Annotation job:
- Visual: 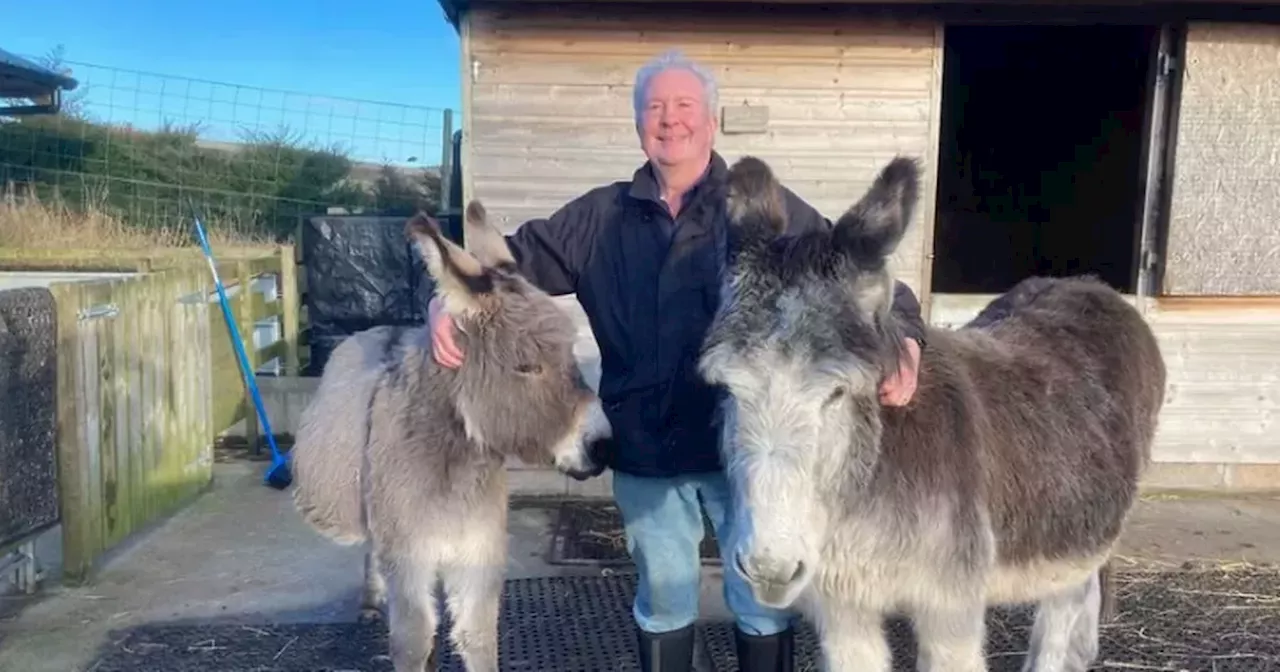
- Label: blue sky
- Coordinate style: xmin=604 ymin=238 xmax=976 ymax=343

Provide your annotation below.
xmin=2 ymin=0 xmax=461 ymax=166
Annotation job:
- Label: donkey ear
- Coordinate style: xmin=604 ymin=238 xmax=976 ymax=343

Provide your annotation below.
xmin=831 ymin=156 xmax=920 ymax=269
xmin=462 ymin=200 xmax=516 ymax=268
xmin=725 ymin=156 xmax=787 ymax=256
xmin=406 ymin=211 xmax=493 ymax=315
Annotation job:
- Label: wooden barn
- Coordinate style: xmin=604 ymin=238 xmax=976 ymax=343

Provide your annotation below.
xmin=433 ymin=0 xmax=1280 ymax=491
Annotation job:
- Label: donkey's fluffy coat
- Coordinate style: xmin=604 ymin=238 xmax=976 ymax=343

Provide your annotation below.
xmin=290 ymin=204 xmax=610 ymax=672
xmin=698 ymin=156 xmax=1166 ymax=672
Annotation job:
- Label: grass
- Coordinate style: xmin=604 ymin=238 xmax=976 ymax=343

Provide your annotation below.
xmin=0 ymin=183 xmax=268 ymax=249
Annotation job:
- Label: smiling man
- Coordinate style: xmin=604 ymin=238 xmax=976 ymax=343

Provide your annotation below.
xmin=426 ymin=50 xmax=927 ymax=672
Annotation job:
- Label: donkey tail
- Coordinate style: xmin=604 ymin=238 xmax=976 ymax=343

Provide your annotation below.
xmin=290 ymin=327 xmax=398 ymax=545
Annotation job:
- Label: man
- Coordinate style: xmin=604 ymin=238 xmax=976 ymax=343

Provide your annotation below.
xmin=427 ymin=50 xmax=926 ymax=672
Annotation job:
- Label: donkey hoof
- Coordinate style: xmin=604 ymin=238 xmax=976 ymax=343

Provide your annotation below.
xmin=358 ymin=606 xmax=384 ymax=624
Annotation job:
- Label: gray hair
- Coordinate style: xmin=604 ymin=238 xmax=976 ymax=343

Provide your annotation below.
xmin=632 ymin=49 xmax=720 ymax=124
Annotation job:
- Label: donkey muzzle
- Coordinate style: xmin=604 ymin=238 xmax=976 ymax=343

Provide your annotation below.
xmin=563 ymin=437 xmax=612 ymax=481
xmin=734 ymin=548 xmax=813 ymax=609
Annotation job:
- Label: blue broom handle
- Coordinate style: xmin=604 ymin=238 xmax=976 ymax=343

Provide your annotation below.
xmin=192 ymin=214 xmax=282 ymax=455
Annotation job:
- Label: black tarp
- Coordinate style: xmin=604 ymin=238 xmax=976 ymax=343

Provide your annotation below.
xmin=299 ymin=215 xmax=440 ymax=375
xmin=0 ymin=287 xmax=60 ymax=549
xmin=300 ymin=139 xmax=465 ymax=376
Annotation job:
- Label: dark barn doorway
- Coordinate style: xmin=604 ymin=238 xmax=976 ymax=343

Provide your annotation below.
xmin=930 ymin=24 xmax=1160 ymax=295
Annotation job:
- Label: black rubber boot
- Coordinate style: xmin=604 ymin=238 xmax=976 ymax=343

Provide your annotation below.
xmin=637 ymin=624 xmax=696 ymax=672
xmin=734 ymin=626 xmax=795 ymax=672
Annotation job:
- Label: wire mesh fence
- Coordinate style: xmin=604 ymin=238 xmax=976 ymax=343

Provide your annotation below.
xmin=1 ymin=57 xmax=457 ymax=243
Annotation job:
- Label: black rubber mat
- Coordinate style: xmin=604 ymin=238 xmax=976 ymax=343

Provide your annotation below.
xmin=88 ymin=575 xmax=644 ymax=672
xmin=546 ymin=500 xmax=722 ymax=567
xmin=87 ymin=566 xmax=1280 ymax=671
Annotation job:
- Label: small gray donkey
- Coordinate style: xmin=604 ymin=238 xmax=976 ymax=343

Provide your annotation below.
xmin=290 ymin=202 xmax=611 ymax=672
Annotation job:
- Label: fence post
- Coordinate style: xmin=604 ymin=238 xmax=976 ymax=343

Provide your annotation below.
xmin=235 ymin=261 xmax=261 ymax=454
xmin=441 ymin=109 xmax=454 ymax=214
xmin=51 ymin=283 xmax=93 ymax=584
xmin=278 ymin=245 xmax=301 ymax=376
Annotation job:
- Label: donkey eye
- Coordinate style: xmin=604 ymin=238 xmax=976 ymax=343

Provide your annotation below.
xmin=823 ymin=387 xmax=846 ymax=407
xmin=515 ymin=363 xmax=543 ymax=375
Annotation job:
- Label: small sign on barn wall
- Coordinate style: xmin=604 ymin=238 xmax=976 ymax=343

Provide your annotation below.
xmin=721 ymin=104 xmax=769 ymax=134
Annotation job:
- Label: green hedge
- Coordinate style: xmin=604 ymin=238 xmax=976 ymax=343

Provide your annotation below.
xmin=0 ymin=116 xmax=440 ymax=240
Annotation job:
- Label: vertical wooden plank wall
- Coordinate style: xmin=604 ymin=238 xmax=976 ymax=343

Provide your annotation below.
xmin=47 ymin=250 xmax=297 ymax=582
xmin=50 ymin=268 xmax=212 ymax=581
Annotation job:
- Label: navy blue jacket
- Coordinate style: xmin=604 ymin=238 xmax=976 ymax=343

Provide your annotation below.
xmin=504 ymin=152 xmax=926 ymax=478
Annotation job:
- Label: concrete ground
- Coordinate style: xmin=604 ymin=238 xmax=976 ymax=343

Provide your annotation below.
xmin=2 ymin=463 xmax=1280 ymax=672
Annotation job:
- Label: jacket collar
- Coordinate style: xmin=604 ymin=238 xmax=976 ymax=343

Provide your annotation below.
xmin=626 ymin=151 xmax=729 ymax=208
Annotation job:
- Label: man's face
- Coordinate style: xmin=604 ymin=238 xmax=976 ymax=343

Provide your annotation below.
xmin=638 ymin=68 xmax=717 ymax=168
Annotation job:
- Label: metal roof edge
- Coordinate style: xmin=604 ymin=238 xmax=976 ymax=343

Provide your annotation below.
xmin=0 ymin=47 xmax=79 ymax=92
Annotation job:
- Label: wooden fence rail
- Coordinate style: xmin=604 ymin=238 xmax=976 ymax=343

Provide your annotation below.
xmin=2 ymin=244 xmax=297 ymax=582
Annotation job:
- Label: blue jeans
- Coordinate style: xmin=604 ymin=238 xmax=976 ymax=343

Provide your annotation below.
xmin=611 ymin=470 xmax=796 ymax=636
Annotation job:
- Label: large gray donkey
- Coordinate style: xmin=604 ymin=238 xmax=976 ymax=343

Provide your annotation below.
xmin=290 ymin=203 xmax=611 ymax=672
xmin=698 ymin=156 xmax=1166 ymax=672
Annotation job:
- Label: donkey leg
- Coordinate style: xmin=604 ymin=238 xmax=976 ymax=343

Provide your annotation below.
xmin=360 ymin=546 xmax=389 ymax=624
xmin=814 ymin=603 xmax=890 ymax=672
xmin=441 ymin=563 xmax=504 ymax=672
xmin=1022 ymin=571 xmax=1101 ymax=672
xmin=1064 ymin=570 xmax=1103 ymax=672
xmin=386 ymin=554 xmax=440 ymax=672
xmin=912 ymin=600 xmax=988 ymax=672
xmin=1098 ymin=560 xmax=1117 ymax=623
